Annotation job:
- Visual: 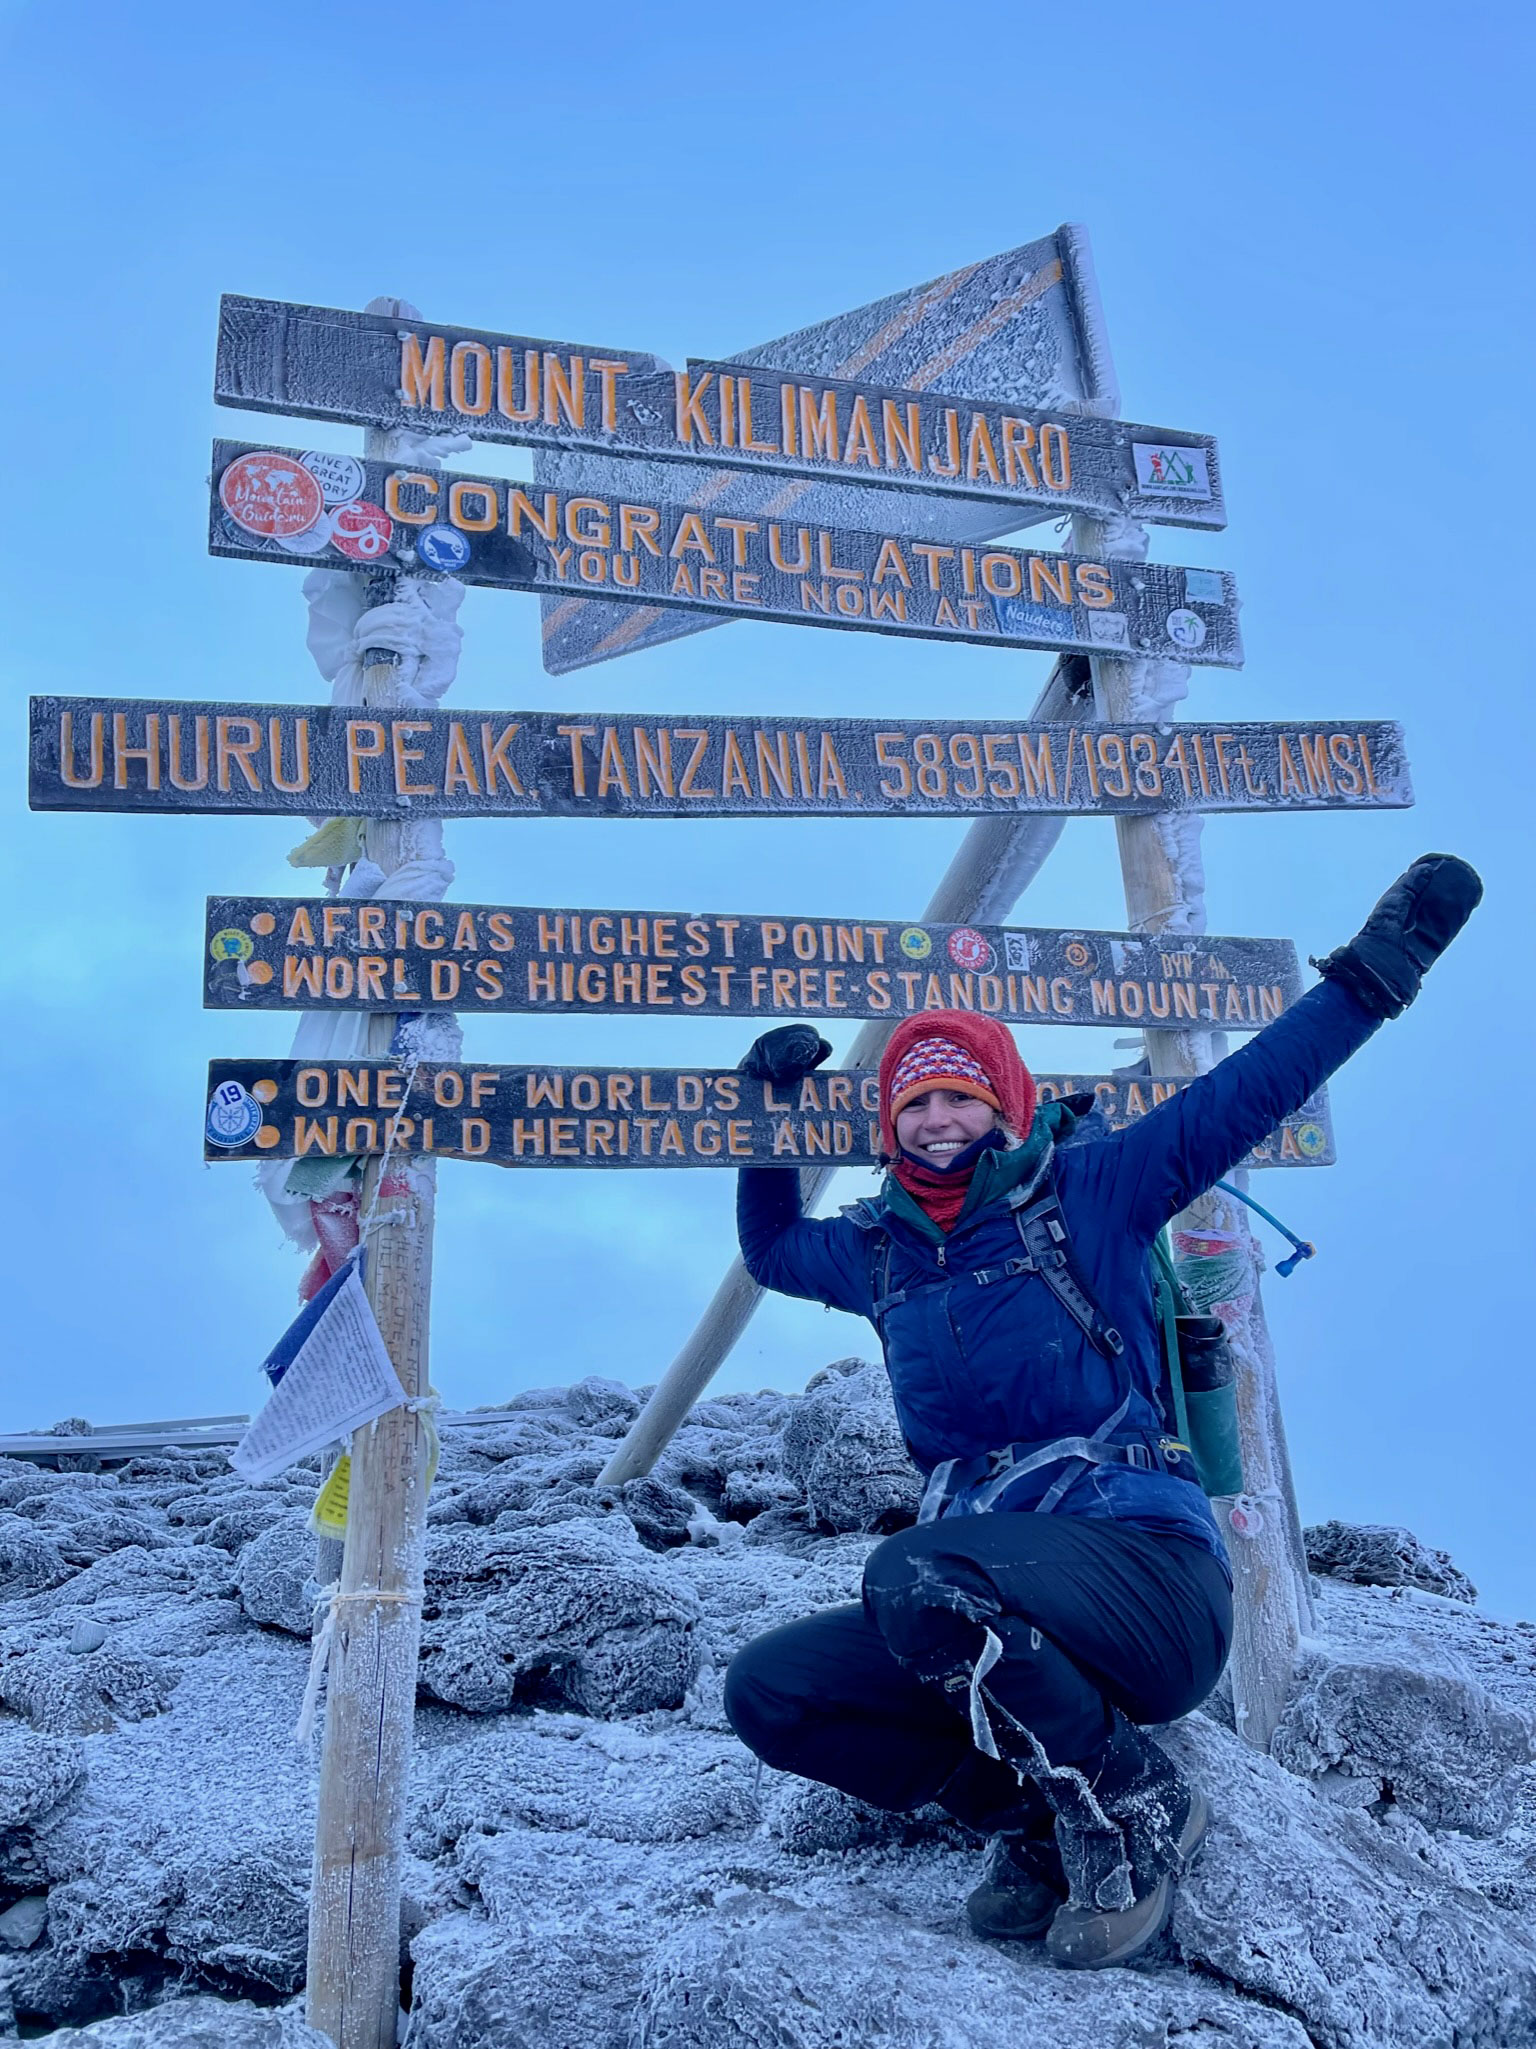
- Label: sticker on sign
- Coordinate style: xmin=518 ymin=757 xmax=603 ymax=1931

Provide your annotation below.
xmin=1133 ymin=445 xmax=1213 ymax=499
xmin=218 ymin=451 xmax=324 ymax=539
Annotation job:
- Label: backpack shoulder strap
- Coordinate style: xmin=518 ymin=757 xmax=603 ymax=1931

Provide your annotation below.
xmin=1005 ymin=1179 xmax=1125 ymax=1362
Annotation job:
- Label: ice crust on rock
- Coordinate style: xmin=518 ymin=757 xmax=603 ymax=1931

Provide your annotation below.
xmin=1273 ymin=1652 xmax=1533 ymax=1834
xmin=235 ymin=1518 xmax=321 ymax=1639
xmin=0 ymin=1646 xmax=175 ymax=1735
xmin=779 ymin=1358 xmax=922 ymax=1533
xmin=1 ymin=1373 xmax=1533 ymax=2044
xmin=27 ymin=1998 xmax=331 ymax=2046
xmin=1307 ymin=1518 xmax=1479 ymax=1602
xmin=419 ymin=1517 xmax=702 ymax=1717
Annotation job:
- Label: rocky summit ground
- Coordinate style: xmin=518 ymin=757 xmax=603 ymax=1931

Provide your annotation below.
xmin=1 ymin=1359 xmax=1534 ymax=2047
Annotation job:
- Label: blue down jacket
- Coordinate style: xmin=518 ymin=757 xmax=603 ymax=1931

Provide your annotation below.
xmin=738 ymin=979 xmax=1379 ymax=1562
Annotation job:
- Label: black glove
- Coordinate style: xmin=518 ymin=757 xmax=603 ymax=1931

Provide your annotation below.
xmin=1313 ymin=853 xmax=1483 ymax=1019
xmin=739 ymin=1024 xmax=833 ymax=1083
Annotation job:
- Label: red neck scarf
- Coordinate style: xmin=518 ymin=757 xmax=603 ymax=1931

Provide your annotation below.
xmin=892 ymin=1142 xmax=992 ymax=1232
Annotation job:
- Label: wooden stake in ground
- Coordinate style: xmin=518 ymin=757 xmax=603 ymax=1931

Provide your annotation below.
xmin=305 ymin=361 xmax=440 ymax=2049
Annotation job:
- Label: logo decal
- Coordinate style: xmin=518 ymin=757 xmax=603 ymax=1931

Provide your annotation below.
xmin=1165 ymin=608 xmax=1208 ymax=651
xmin=330 ymin=500 xmax=394 ymax=562
xmin=218 ymin=452 xmax=325 ymax=540
xmin=946 ymin=927 xmax=994 ymax=972
xmin=416 ymin=524 xmax=473 ymax=573
xmin=1133 ymin=445 xmax=1213 ymax=500
xmin=206 ymin=1080 xmax=262 ymax=1149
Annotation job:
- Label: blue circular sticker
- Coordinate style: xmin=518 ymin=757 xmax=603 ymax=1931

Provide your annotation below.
xmin=417 ymin=525 xmax=472 ymax=573
xmin=206 ymin=1080 xmax=262 ymax=1149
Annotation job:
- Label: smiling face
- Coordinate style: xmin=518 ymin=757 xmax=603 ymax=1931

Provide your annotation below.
xmin=893 ymin=1088 xmax=1001 ymax=1163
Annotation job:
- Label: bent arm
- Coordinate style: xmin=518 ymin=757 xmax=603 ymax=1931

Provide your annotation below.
xmin=1117 ymin=977 xmax=1380 ymax=1238
xmin=737 ymin=1169 xmax=874 ymax=1316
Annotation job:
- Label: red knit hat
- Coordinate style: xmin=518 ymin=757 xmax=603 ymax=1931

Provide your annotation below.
xmin=878 ymin=1012 xmax=1037 ymax=1157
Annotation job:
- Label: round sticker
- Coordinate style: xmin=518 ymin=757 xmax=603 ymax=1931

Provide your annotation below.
xmin=209 ymin=928 xmax=254 ymax=965
xmin=218 ymin=452 xmax=325 ymax=540
xmin=1165 ymin=607 xmax=1208 ymax=651
xmin=330 ymin=500 xmax=394 ymax=562
xmin=898 ymin=928 xmax=932 ymax=960
xmin=1295 ymin=1121 xmax=1328 ymax=1158
xmin=206 ymin=1080 xmax=262 ymax=1149
xmin=301 ymin=451 xmax=366 ymax=505
xmin=947 ymin=927 xmax=994 ymax=972
xmin=416 ymin=524 xmax=473 ymax=573
xmin=1064 ymin=939 xmax=1095 ymax=970
xmin=275 ymin=509 xmax=337 ymax=556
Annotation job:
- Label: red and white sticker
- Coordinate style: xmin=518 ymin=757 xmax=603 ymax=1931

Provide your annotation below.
xmin=219 ymin=452 xmax=325 ymax=540
xmin=947 ymin=927 xmax=994 ymax=972
xmin=329 ymin=500 xmax=394 ymax=562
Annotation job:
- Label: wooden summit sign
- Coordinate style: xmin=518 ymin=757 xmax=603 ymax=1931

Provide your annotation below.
xmin=214 ymin=295 xmax=1227 ymax=530
xmin=205 ymin=896 xmax=1302 ymax=1031
xmin=208 ymin=440 xmax=1242 ymax=668
xmin=204 ymin=1060 xmax=1334 ymax=1171
xmin=31 ymin=698 xmax=1412 ymax=819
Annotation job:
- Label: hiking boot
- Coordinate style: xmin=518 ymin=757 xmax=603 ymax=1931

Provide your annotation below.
xmin=965 ymin=1829 xmax=1067 ymax=1941
xmin=1047 ymin=1786 xmax=1207 ymax=1968
xmin=1044 ymin=1717 xmax=1209 ymax=1971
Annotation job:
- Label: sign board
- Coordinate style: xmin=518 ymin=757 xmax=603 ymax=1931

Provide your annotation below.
xmin=203 ymin=1060 xmax=1335 ymax=1171
xmin=531 ymin=227 xmax=1123 ymax=673
xmin=214 ymin=294 xmax=1225 ymax=532
xmin=204 ymin=896 xmax=1302 ymax=1031
xmin=208 ymin=439 xmax=1243 ymax=668
xmin=32 ymin=698 xmax=1412 ymax=820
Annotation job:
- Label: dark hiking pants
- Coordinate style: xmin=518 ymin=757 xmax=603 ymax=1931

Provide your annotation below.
xmin=724 ymin=1515 xmax=1232 ymax=1837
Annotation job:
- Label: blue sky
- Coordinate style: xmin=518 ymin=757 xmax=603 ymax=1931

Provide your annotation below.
xmin=2 ymin=1 xmax=1533 ymax=1607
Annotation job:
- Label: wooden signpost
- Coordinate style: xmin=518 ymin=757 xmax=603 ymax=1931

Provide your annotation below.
xmin=31 ymin=697 xmax=1409 ymax=820
xmin=202 ymin=1057 xmax=1335 ymax=1172
xmin=215 ymin=294 xmax=1227 ymax=530
xmin=207 ymin=437 xmax=1243 ymax=667
xmin=204 ymin=896 xmax=1302 ymax=1029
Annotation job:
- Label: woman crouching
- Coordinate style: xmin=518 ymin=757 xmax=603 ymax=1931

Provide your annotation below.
xmin=722 ymin=856 xmax=1480 ymax=1969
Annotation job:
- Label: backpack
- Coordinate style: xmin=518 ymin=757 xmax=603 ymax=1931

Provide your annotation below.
xmin=1006 ymin=1179 xmax=1246 ymax=1500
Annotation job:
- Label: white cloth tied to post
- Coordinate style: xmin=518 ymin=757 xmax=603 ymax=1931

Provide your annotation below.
xmin=256 ymin=568 xmax=465 ymax=1255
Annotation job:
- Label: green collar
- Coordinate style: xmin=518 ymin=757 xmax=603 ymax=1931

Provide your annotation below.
xmin=879 ymin=1098 xmax=1080 ymax=1244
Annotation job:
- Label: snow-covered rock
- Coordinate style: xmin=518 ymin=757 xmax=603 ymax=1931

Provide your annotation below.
xmin=0 ymin=1725 xmax=84 ymax=1836
xmin=27 ymin=1999 xmax=329 ymax=2046
xmin=0 ymin=1374 xmax=1532 ymax=2045
xmin=1307 ymin=1519 xmax=1478 ymax=1602
xmin=1273 ymin=1652 xmax=1533 ymax=1834
xmin=635 ymin=1890 xmax=1314 ymax=2048
xmin=779 ymin=1358 xmax=922 ymax=1533
xmin=0 ymin=1645 xmax=175 ymax=1735
xmin=418 ymin=1517 xmax=702 ymax=1716
xmin=235 ymin=1519 xmax=320 ymax=1639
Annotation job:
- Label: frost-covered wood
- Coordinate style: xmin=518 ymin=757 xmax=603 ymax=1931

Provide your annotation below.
xmin=303 ymin=431 xmax=438 ymax=2042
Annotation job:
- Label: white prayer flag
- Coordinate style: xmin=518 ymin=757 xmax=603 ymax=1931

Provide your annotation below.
xmin=232 ymin=1264 xmax=402 ymax=1482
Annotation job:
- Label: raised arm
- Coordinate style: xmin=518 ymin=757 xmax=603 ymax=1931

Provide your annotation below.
xmin=732 ymin=1024 xmax=875 ymax=1316
xmin=1113 ymin=854 xmax=1482 ymax=1239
